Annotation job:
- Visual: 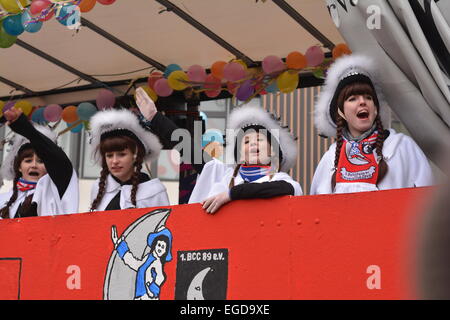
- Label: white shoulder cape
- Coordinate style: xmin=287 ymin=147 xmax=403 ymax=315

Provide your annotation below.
xmin=188 ymin=159 xmax=303 ymax=204
xmin=90 ymin=174 xmax=169 ymax=211
xmin=0 ymin=170 xmax=79 ymax=219
xmin=310 ymin=129 xmax=435 ymax=195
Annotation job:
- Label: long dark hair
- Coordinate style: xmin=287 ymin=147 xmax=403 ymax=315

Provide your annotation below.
xmin=90 ymin=135 xmax=145 ymax=211
xmin=0 ymin=147 xmax=36 ymax=219
xmin=332 ymin=82 xmax=388 ymax=188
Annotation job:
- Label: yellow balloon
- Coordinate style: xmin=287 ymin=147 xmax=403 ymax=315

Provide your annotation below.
xmin=0 ymin=0 xmax=28 ymax=13
xmin=276 ymin=71 xmax=299 ymax=93
xmin=0 ymin=100 xmax=4 ymax=116
xmin=134 ymin=86 xmax=158 ymax=103
xmin=168 ymin=70 xmax=189 ymax=91
xmin=14 ymin=100 xmax=33 ymax=115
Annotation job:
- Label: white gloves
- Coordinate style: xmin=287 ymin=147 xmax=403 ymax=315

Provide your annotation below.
xmin=135 ymin=87 xmax=157 ymax=121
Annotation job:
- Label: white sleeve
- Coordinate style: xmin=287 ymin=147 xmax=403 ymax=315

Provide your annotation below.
xmin=403 ymin=136 xmax=435 ymax=187
xmin=188 ymin=159 xmax=229 ymax=203
xmin=310 ymin=146 xmax=335 ymax=195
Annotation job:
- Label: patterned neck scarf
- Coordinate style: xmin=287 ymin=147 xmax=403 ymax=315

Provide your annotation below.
xmin=17 ymin=178 xmax=37 ymax=192
xmin=239 ymin=165 xmax=272 ymax=182
xmin=336 ymin=131 xmax=379 ymax=185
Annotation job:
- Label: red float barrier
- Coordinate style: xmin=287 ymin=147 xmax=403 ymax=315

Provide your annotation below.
xmin=0 ymin=187 xmax=433 ymax=300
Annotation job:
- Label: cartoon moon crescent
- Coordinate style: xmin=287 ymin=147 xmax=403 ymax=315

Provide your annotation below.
xmin=103 ymin=208 xmax=171 ymax=300
xmin=187 ymin=267 xmax=212 ymax=300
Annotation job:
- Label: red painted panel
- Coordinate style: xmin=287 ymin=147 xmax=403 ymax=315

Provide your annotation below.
xmin=0 ymin=187 xmax=434 ymax=299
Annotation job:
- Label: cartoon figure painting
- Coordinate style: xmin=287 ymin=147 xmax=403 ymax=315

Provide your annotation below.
xmin=104 ymin=208 xmax=173 ymax=300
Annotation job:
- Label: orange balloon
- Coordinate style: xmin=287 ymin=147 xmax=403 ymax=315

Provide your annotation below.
xmin=286 ymin=51 xmax=307 ymax=70
xmin=211 ymin=61 xmax=227 ymax=79
xmin=62 ymin=105 xmax=79 ymax=123
xmin=78 ymin=0 xmax=96 ymax=13
xmin=332 ymin=43 xmax=352 ymax=59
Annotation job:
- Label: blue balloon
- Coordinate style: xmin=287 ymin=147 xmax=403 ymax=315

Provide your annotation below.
xmin=67 ymin=121 xmax=83 ymax=133
xmin=57 ymin=5 xmax=80 ymax=27
xmin=3 ymin=14 xmax=24 ymax=36
xmin=21 ymin=10 xmax=43 ymax=33
xmin=202 ymin=129 xmax=224 ymax=148
xmin=77 ymin=102 xmax=97 ymax=121
xmin=31 ymin=108 xmax=47 ymax=124
xmin=265 ymin=81 xmax=279 ymax=93
xmin=163 ymin=64 xmax=182 ymax=78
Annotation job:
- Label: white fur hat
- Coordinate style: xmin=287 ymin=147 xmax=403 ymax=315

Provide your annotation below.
xmin=226 ymin=105 xmax=298 ymax=172
xmin=89 ymin=109 xmax=162 ymax=165
xmin=314 ymin=54 xmax=391 ymax=137
xmin=1 ymin=125 xmax=57 ymax=181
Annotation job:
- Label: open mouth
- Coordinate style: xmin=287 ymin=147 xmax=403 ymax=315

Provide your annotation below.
xmin=357 ymin=110 xmax=370 ymax=120
xmin=28 ymin=171 xmax=40 ymax=177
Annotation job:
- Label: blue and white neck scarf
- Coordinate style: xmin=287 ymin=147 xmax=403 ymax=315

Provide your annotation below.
xmin=239 ymin=165 xmax=272 ymax=182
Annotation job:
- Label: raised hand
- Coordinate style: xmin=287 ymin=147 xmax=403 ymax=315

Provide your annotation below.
xmin=4 ymin=107 xmax=23 ymax=125
xmin=135 ymin=87 xmax=157 ymax=121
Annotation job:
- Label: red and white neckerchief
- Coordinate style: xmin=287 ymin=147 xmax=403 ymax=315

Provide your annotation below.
xmin=17 ymin=178 xmax=37 ymax=192
xmin=336 ymin=131 xmax=379 ymax=185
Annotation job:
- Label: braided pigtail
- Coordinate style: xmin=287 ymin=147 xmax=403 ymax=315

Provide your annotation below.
xmin=0 ymin=175 xmax=20 ymax=219
xmin=332 ymin=116 xmax=346 ymax=189
xmin=374 ymin=116 xmax=388 ymax=184
xmin=90 ymin=164 xmax=109 ymax=212
xmin=228 ymin=164 xmax=242 ymax=189
xmin=130 ymin=156 xmax=143 ymax=208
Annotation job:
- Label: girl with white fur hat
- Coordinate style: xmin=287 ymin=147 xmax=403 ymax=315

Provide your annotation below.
xmin=310 ymin=54 xmax=434 ymax=195
xmin=0 ymin=108 xmax=79 ymax=219
xmin=189 ymin=105 xmax=302 ymax=214
xmin=88 ymin=108 xmax=169 ymax=211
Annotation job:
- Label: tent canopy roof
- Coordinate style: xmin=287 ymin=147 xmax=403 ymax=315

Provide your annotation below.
xmin=0 ymin=0 xmax=343 ymax=104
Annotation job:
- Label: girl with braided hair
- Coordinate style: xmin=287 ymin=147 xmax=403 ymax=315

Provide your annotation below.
xmin=0 ymin=108 xmax=79 ymax=219
xmin=89 ymin=109 xmax=169 ymax=211
xmin=189 ymin=105 xmax=302 ymax=214
xmin=311 ymin=54 xmax=434 ymax=195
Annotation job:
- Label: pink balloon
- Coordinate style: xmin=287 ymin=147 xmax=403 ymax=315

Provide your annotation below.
xmin=96 ymin=89 xmax=116 ymax=110
xmin=44 ymin=104 xmax=62 ymax=122
xmin=154 ymin=78 xmax=173 ymax=97
xmin=187 ymin=64 xmax=207 ymax=83
xmin=97 ymin=0 xmax=116 ymax=4
xmin=204 ymin=74 xmax=222 ymax=98
xmin=262 ymin=55 xmax=285 ymax=74
xmin=30 ymin=0 xmax=51 ymax=15
xmin=223 ymin=62 xmax=246 ymax=82
xmin=306 ymin=46 xmax=325 ymax=67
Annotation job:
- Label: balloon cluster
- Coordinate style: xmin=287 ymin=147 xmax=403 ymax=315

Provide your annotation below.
xmin=140 ymin=44 xmax=352 ymax=103
xmin=0 ymin=0 xmax=117 ymax=48
xmin=0 ymin=88 xmax=115 ymax=133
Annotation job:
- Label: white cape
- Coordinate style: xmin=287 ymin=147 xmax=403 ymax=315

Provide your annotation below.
xmin=189 ymin=159 xmax=302 ymax=204
xmin=0 ymin=170 xmax=79 ymax=219
xmin=90 ymin=174 xmax=169 ymax=211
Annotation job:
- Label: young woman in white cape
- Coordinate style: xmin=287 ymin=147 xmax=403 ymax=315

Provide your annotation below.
xmin=310 ymin=54 xmax=434 ymax=195
xmin=89 ymin=108 xmax=169 ymax=211
xmin=189 ymin=105 xmax=302 ymax=214
xmin=0 ymin=108 xmax=79 ymax=219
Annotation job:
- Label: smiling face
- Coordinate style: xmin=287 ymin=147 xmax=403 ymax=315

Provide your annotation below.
xmin=240 ymin=131 xmax=272 ymax=165
xmin=18 ymin=150 xmax=47 ymax=182
xmin=100 ymin=135 xmax=143 ymax=183
xmin=337 ymin=82 xmax=379 ymax=137
xmin=154 ymin=240 xmax=167 ymax=258
xmin=105 ymin=148 xmax=135 ymax=182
